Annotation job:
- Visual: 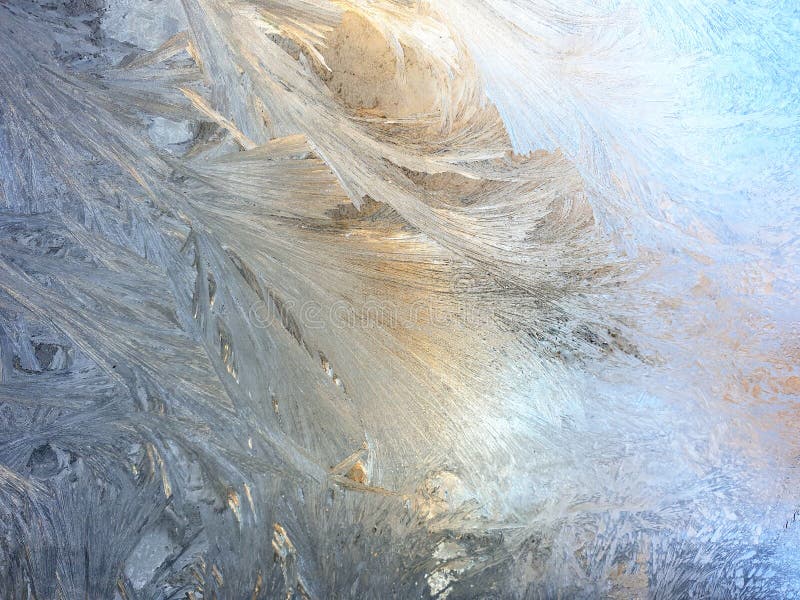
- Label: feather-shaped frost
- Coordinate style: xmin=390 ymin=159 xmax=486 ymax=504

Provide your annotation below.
xmin=0 ymin=0 xmax=798 ymax=597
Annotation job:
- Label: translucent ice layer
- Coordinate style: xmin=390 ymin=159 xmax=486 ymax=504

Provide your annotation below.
xmin=0 ymin=0 xmax=798 ymax=597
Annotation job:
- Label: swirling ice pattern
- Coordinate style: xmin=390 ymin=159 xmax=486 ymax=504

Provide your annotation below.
xmin=0 ymin=0 xmax=797 ymax=598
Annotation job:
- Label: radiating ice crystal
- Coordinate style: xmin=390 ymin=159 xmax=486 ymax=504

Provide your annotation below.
xmin=0 ymin=0 xmax=798 ymax=598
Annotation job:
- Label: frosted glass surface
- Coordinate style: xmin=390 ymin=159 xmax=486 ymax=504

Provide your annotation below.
xmin=0 ymin=1 xmax=797 ymax=597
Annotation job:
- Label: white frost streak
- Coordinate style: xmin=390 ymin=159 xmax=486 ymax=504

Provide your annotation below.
xmin=0 ymin=0 xmax=797 ymax=597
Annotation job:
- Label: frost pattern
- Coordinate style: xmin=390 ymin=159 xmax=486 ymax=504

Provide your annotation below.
xmin=0 ymin=0 xmax=798 ymax=598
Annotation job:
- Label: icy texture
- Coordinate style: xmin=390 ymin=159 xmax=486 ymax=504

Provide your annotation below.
xmin=0 ymin=0 xmax=798 ymax=598
xmin=103 ymin=0 xmax=188 ymax=51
